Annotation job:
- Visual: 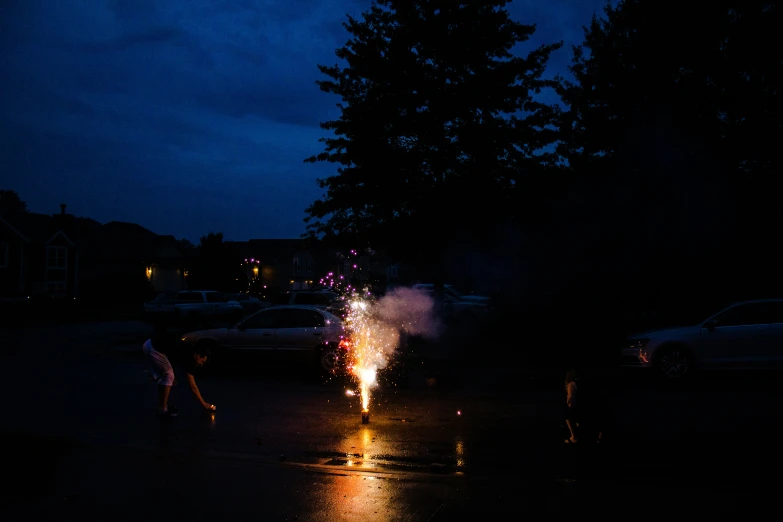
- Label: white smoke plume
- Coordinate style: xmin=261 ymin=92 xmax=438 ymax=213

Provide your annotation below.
xmin=346 ymin=286 xmax=440 ymax=372
xmin=374 ymin=286 xmax=441 ymax=340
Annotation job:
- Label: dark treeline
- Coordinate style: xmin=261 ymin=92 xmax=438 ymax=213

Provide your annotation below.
xmin=304 ymin=0 xmax=782 ymax=351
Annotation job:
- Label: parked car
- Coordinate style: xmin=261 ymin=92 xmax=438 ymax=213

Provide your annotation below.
xmin=180 ymin=305 xmax=348 ymax=373
xmin=267 ymin=290 xmax=341 ymax=309
xmin=147 ymin=291 xmax=176 ymax=303
xmin=620 ymin=299 xmax=783 ymax=380
xmin=410 ymin=284 xmax=492 ymax=322
xmin=224 ymin=293 xmax=265 ymax=314
xmin=143 ymin=290 xmax=243 ymax=325
xmin=412 ymin=284 xmax=492 ymax=304
xmin=326 ymin=297 xmax=350 ymax=318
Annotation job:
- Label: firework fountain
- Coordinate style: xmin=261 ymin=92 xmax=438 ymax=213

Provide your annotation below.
xmin=345 ymin=295 xmax=393 ymax=423
xmin=341 ymin=286 xmax=440 ymax=423
xmin=318 ymin=248 xmax=439 ymax=422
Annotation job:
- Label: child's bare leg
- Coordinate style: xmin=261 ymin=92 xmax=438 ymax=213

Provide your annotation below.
xmin=157 ymin=385 xmax=171 ymax=412
xmin=565 ymin=419 xmax=578 ymax=442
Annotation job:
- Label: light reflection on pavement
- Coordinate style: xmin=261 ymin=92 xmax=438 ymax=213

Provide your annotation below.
xmin=2 ymin=322 xmax=782 ymax=520
xmin=0 ymin=332 xmax=552 ymax=480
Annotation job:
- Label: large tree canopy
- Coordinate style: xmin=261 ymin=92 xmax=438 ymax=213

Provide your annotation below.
xmin=0 ymin=190 xmax=28 ymax=214
xmin=555 ymin=0 xmax=783 ymax=307
xmin=558 ymin=1 xmax=782 ymax=246
xmin=305 ymin=0 xmax=562 ymax=258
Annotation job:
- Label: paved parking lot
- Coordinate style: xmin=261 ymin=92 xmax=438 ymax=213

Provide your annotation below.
xmin=2 ymin=319 xmax=782 ymax=519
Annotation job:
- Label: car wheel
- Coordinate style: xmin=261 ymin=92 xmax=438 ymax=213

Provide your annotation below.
xmin=654 ymin=344 xmax=693 ymax=380
xmin=319 ymin=344 xmax=341 ymax=374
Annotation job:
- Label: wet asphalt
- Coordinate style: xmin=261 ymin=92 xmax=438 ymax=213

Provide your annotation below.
xmin=1 ymin=320 xmax=781 ymax=520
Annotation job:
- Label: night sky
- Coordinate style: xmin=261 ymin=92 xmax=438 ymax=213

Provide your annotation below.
xmin=1 ymin=0 xmax=608 ymax=243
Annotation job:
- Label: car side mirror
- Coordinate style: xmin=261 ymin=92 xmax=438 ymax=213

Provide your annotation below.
xmin=704 ymin=319 xmax=718 ymax=331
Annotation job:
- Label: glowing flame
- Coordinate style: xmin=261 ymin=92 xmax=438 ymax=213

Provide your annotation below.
xmin=358 ymin=366 xmax=377 ymax=410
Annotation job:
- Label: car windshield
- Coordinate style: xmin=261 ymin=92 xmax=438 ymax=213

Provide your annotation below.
xmin=445 ymin=285 xmax=466 ymax=297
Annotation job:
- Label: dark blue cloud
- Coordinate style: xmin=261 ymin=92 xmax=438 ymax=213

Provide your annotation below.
xmin=0 ymin=0 xmax=607 ymax=243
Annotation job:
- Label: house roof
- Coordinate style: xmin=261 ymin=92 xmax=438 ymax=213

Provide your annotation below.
xmin=0 ymin=212 xmax=72 ymax=244
xmin=100 ymin=221 xmax=161 ymax=240
xmin=227 ymin=239 xmax=308 ymax=265
xmin=86 ymin=221 xmax=184 ymax=262
xmin=47 ymin=230 xmax=75 ymax=246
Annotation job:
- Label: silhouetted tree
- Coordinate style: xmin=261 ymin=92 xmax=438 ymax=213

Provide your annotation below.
xmin=175 ymin=238 xmax=195 ymax=251
xmin=305 ymin=0 xmax=563 ymax=265
xmin=0 ymin=190 xmax=28 ymax=214
xmin=556 ymin=0 xmax=783 ymax=314
xmin=76 ymin=216 xmax=100 ymax=226
xmin=190 ymin=232 xmax=241 ymax=292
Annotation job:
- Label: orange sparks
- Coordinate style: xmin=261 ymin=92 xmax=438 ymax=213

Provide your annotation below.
xmin=344 ymin=294 xmax=399 ymax=416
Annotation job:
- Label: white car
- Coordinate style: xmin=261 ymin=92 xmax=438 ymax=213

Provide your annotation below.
xmin=181 ymin=305 xmax=347 ymax=373
xmin=620 ymin=299 xmax=783 ymax=379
